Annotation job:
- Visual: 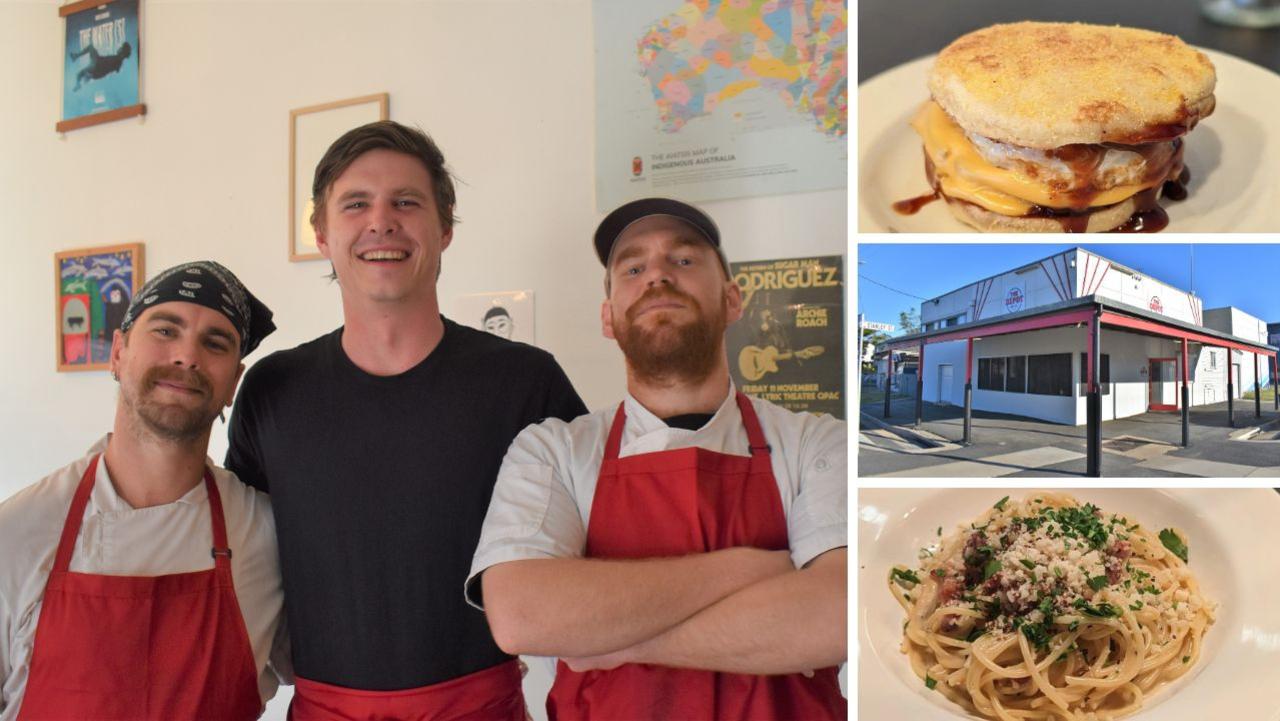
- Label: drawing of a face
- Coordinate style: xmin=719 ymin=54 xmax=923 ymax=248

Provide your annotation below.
xmin=483 ymin=308 xmax=513 ymax=339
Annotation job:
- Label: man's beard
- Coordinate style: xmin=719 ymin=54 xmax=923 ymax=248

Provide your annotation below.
xmin=123 ymin=366 xmax=218 ymax=442
xmin=614 ymin=286 xmax=726 ymax=386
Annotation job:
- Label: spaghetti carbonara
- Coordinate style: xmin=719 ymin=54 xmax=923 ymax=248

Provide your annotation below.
xmin=888 ymin=493 xmax=1214 ymax=721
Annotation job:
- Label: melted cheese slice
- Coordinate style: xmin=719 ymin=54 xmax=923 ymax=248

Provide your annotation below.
xmin=911 ymin=101 xmax=1156 ymax=216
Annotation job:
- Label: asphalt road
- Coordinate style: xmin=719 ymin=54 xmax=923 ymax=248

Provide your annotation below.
xmin=859 ymin=398 xmax=1280 ymax=477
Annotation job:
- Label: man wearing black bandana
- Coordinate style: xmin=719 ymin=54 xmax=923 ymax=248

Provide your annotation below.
xmin=0 ymin=261 xmax=289 ymax=719
xmin=225 ymin=122 xmax=586 ymax=719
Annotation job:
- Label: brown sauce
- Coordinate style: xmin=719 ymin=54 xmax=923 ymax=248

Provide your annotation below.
xmin=893 ymin=153 xmax=944 ymax=215
xmin=893 ymin=138 xmax=1193 ymax=232
xmin=893 ymin=191 xmax=940 ymax=215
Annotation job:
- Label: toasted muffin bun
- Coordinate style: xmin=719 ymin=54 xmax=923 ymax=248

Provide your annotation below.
xmin=943 ymin=190 xmax=1156 ymax=233
xmin=929 ymin=22 xmax=1216 ymax=149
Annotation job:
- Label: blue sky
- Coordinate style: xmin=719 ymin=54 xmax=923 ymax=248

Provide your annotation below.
xmin=857 ymin=244 xmax=1280 ymax=335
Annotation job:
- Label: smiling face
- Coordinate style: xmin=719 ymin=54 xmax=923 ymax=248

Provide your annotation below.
xmin=315 ymin=148 xmax=453 ymax=308
xmin=601 ymin=215 xmax=742 ymax=384
xmin=110 ymin=302 xmax=244 ymax=443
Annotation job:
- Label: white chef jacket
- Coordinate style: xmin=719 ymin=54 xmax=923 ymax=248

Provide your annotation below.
xmin=0 ymin=435 xmax=290 ymax=720
xmin=466 ymin=383 xmax=847 ymax=609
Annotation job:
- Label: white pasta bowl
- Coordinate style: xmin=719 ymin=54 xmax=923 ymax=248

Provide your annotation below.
xmin=857 ymin=487 xmax=1280 ymax=720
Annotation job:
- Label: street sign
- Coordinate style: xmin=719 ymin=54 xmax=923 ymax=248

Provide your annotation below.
xmin=862 ymin=321 xmax=895 ymax=332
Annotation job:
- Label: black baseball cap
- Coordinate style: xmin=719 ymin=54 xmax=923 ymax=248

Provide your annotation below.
xmin=593 ymin=198 xmax=728 ymax=275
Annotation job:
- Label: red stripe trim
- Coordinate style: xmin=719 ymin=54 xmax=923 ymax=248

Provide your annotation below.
xmin=1099 ymin=311 xmax=1274 ymax=354
xmin=883 ymin=308 xmax=1095 ymax=350
xmin=1081 ymin=254 xmax=1094 ymax=298
xmin=1054 ymin=253 xmax=1072 ymax=300
xmin=1040 ymin=261 xmax=1065 ymax=302
xmin=1092 ymin=262 xmax=1111 ymax=295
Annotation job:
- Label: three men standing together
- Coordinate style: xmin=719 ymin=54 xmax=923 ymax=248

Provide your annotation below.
xmin=0 ymin=121 xmax=846 ymax=721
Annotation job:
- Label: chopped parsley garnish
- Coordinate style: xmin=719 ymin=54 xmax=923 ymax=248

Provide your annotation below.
xmin=1020 ymin=559 xmax=1037 ymax=570
xmin=1087 ymin=575 xmax=1109 ymax=591
xmin=994 ymin=496 xmax=1010 ymax=511
xmin=937 ymin=526 xmax=942 ymax=536
xmin=891 ymin=568 xmax=921 ymax=587
xmin=933 ymin=568 xmax=947 ymax=578
xmin=1129 ymin=601 xmax=1144 ymax=611
xmin=925 ymin=675 xmax=937 ymax=689
xmin=1073 ymin=598 xmax=1121 ymax=618
xmin=1182 ymin=656 xmax=1190 ymax=664
xmin=1037 ymin=596 xmax=1055 ymax=617
xmin=965 ymin=627 xmax=986 ymax=642
xmin=983 ymin=559 xmax=1002 ymax=580
xmin=1159 ymin=529 xmax=1189 ymax=562
xmin=1020 ymin=621 xmax=1051 ymax=651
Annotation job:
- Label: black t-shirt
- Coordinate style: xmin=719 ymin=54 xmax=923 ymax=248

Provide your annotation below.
xmin=225 ymin=318 xmax=587 ymax=690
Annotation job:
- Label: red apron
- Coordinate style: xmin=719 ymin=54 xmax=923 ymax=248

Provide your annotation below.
xmin=289 ymin=659 xmax=525 ymax=721
xmin=18 ymin=454 xmax=262 ymax=721
xmin=546 ymin=393 xmax=846 ymax=721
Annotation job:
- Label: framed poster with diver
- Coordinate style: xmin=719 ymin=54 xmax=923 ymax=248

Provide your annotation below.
xmin=58 ymin=0 xmax=145 ymax=133
xmin=727 ymin=255 xmax=845 ymax=419
xmin=55 ymin=242 xmax=144 ymax=372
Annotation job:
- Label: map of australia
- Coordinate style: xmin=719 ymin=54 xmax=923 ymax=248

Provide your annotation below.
xmin=636 ymin=0 xmax=847 ymax=137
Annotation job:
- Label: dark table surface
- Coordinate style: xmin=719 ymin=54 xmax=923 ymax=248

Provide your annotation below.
xmin=858 ymin=0 xmax=1280 ymax=83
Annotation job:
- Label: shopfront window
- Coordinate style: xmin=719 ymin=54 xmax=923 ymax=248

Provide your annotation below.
xmin=1028 ymin=353 xmax=1072 ymax=396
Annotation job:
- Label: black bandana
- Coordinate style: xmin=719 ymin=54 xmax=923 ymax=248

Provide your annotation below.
xmin=120 ymin=261 xmax=276 ymax=357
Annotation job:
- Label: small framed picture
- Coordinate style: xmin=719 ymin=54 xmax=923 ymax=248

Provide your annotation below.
xmin=58 ymin=0 xmax=145 ymax=133
xmin=55 ymin=242 xmax=145 ymax=372
xmin=289 ymin=93 xmax=389 ymax=261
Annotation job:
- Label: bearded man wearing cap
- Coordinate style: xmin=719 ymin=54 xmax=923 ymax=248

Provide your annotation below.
xmin=467 ymin=198 xmax=848 ymax=721
xmin=0 ymin=261 xmax=287 ymax=720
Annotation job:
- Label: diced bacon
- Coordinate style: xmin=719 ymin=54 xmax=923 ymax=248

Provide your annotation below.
xmin=939 ymin=577 xmax=965 ymax=604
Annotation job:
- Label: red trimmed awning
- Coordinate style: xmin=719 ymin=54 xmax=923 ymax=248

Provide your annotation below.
xmin=1099 ymin=312 xmax=1275 ymax=356
xmin=880 ymin=306 xmax=1277 ymax=357
xmin=881 ymin=308 xmax=1094 ymax=351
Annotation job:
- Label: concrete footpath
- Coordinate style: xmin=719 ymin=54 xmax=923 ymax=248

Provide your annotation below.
xmin=858 ymin=398 xmax=1280 ymax=478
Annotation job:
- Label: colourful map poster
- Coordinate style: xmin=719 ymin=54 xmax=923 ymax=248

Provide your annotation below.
xmin=594 ymin=0 xmax=847 ymax=210
xmin=727 ymin=255 xmax=845 ymax=419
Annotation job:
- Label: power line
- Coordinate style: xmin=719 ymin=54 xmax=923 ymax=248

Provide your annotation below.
xmin=858 ymin=274 xmax=929 ymax=301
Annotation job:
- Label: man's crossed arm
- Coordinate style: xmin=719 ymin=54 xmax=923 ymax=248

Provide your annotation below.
xmin=480 ymin=546 xmax=846 ymax=675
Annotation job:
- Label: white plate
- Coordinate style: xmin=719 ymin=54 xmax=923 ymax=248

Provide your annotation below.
xmin=858 ymin=488 xmax=1280 ymax=720
xmin=857 ymin=49 xmax=1280 ymax=232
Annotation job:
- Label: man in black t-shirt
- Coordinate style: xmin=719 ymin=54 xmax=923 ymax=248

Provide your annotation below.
xmin=226 ymin=121 xmax=586 ymax=720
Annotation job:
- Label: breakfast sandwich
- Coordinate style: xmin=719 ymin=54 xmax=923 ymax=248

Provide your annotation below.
xmin=897 ymin=22 xmax=1216 ymax=232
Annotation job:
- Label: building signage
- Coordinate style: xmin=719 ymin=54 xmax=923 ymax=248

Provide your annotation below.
xmin=1149 ymin=296 xmax=1164 ymax=314
xmin=862 ymin=320 xmax=896 ymax=332
xmin=1005 ymin=285 xmax=1025 ymax=313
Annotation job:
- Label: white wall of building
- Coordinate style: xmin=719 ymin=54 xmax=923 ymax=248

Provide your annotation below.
xmin=1078 ymin=249 xmax=1202 ymax=325
xmin=917 ymin=328 xmax=1274 ymax=426
xmin=921 ymin=340 xmax=967 ymax=405
xmin=921 ymin=249 xmax=1076 ymax=328
xmin=1204 ymin=307 xmax=1269 ymax=344
xmin=0 ymin=3 xmax=847 ymax=718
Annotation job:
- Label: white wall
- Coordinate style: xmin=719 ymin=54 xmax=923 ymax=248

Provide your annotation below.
xmin=0 ymin=2 xmax=847 ymax=718
xmin=919 ymin=329 xmax=1274 ymax=426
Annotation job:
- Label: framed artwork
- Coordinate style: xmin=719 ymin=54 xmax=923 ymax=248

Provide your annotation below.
xmin=453 ymin=291 xmax=536 ymax=345
xmin=289 ymin=93 xmax=389 ymax=261
xmin=58 ymin=0 xmax=145 ymax=133
xmin=55 ymin=242 xmax=144 ymax=372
